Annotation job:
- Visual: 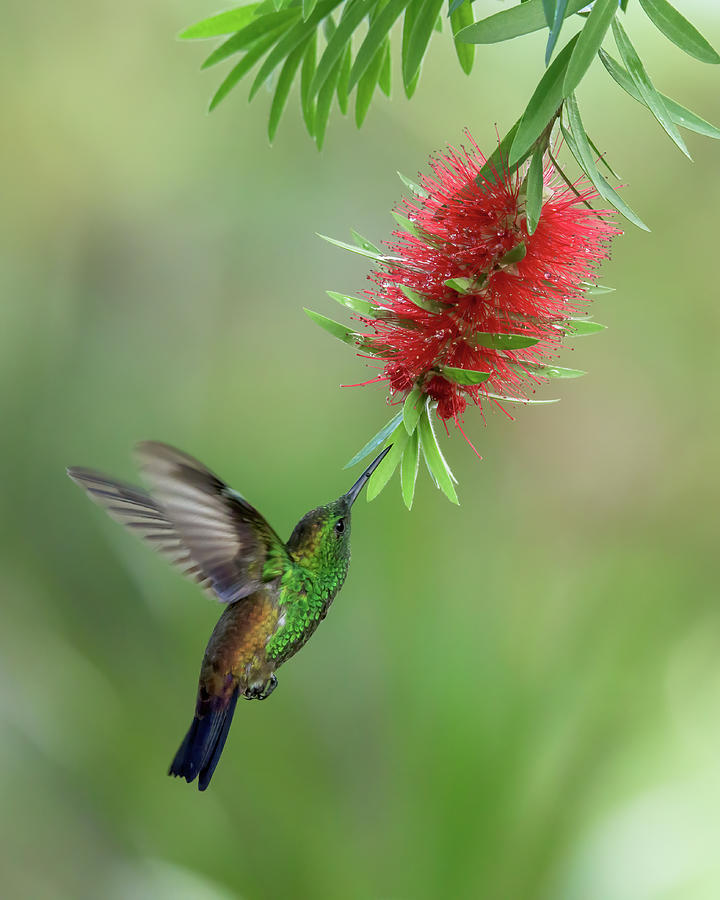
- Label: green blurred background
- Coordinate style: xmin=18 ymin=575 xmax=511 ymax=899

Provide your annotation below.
xmin=2 ymin=2 xmax=720 ymax=898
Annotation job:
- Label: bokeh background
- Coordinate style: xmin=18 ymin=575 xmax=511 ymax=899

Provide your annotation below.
xmin=2 ymin=1 xmax=720 ymax=897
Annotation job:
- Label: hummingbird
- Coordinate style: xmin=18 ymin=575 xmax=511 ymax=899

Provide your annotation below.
xmin=67 ymin=441 xmax=390 ymax=791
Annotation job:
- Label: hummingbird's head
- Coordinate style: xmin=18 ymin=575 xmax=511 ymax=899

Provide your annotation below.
xmin=287 ymin=446 xmax=391 ymax=570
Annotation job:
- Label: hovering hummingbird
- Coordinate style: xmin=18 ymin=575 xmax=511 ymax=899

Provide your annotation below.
xmin=67 ymin=442 xmax=390 ymax=790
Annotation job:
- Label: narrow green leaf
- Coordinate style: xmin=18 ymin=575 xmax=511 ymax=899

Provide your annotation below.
xmin=180 ymin=4 xmax=261 ymax=39
xmin=391 ymin=211 xmax=424 ymax=238
xmin=379 ymin=38 xmax=392 ymax=95
xmin=598 ymin=49 xmax=720 ymax=139
xmin=563 ymin=95 xmax=650 ymax=230
xmin=401 ymin=428 xmax=420 ymax=509
xmin=472 ymin=332 xmax=540 ymax=350
xmin=612 ymin=18 xmax=691 ymax=158
xmin=336 ymin=43 xmax=352 ymax=115
xmin=318 ymin=233 xmax=384 ymax=261
xmin=513 ymin=360 xmax=586 ymax=377
xmin=351 ymin=230 xmax=382 ymax=254
xmin=450 ymin=1 xmax=475 ymax=75
xmin=300 ymin=33 xmax=317 ymax=135
xmin=403 ymin=385 xmax=424 ymax=433
xmin=327 ymin=291 xmax=374 ymax=315
xmin=477 ymin=119 xmax=523 ymax=186
xmin=201 ymin=12 xmax=298 ymax=68
xmin=498 ymin=242 xmax=526 ymax=265
xmin=355 ymin=41 xmax=385 ymax=126
xmin=637 ymin=0 xmax=720 ymax=65
xmin=509 ymin=32 xmax=579 ymax=166
xmin=456 ymin=0 xmax=587 ymax=45
xmin=366 ymin=428 xmax=409 ymax=501
xmin=398 ymin=171 xmax=428 ymax=197
xmin=444 ymin=276 xmax=486 ymax=294
xmin=563 ymin=0 xmax=617 ymax=98
xmin=418 ymin=403 xmax=459 ymax=504
xmin=438 ymin=365 xmax=491 ymax=386
xmin=349 ymin=0 xmax=411 ymax=90
xmin=567 ymin=318 xmax=607 ymax=335
xmin=546 ymin=0 xmax=569 ymax=65
xmin=399 ymin=285 xmax=445 ymax=314
xmin=403 ymin=0 xmax=444 ymax=88
xmin=586 ymin=133 xmax=620 ymax=179
xmin=344 ymin=411 xmax=404 ymax=469
xmin=525 ymin=148 xmax=544 ymax=235
xmin=208 ymin=31 xmax=281 ymax=111
xmin=542 ymin=0 xmax=556 ymax=30
xmin=304 ymin=308 xmax=358 ymax=344
xmin=582 ymin=280 xmax=615 ymax=295
xmin=315 ymin=55 xmax=343 ymax=149
xmin=312 ymin=0 xmax=376 ymax=96
xmin=485 ymin=392 xmax=560 ymax=404
xmin=303 ymin=0 xmax=319 ymax=20
xmin=268 ymin=38 xmax=310 ymax=142
xmin=404 ymin=68 xmax=421 ymax=99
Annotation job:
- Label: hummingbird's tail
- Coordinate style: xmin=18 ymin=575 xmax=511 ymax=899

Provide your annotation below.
xmin=168 ymin=685 xmax=239 ymax=791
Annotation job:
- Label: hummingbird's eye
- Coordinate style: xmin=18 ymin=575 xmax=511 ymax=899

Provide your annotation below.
xmin=335 ymin=519 xmax=345 ymax=535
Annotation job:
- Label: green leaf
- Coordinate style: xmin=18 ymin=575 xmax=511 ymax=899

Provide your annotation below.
xmin=637 ymin=0 xmax=720 ymax=65
xmin=315 ymin=55 xmax=343 ymax=149
xmin=513 ymin=361 xmax=586 ymax=377
xmin=366 ymin=428 xmax=409 ymax=501
xmin=349 ymin=0 xmax=411 ymax=90
xmin=437 ymin=365 xmax=491 ymax=386
xmin=456 ymin=0 xmax=587 ymax=45
xmin=318 ymin=233 xmax=384 ymax=261
xmin=546 ymin=0 xmax=569 ymax=65
xmin=304 ymin=308 xmax=359 ymax=344
xmin=351 ymin=230 xmax=382 ymax=254
xmin=403 ymin=0 xmax=444 ymax=90
xmin=336 ymin=43 xmax=352 ymax=115
xmin=312 ymin=0 xmax=376 ymax=96
xmin=300 ymin=33 xmax=317 ymax=135
xmin=477 ymin=119 xmax=523 ymax=185
xmin=525 ymin=148 xmax=544 ymax=235
xmin=450 ymin=1 xmax=475 ymax=75
xmin=345 ymin=410 xmax=404 ymax=469
xmin=598 ymin=49 xmax=720 ymax=139
xmin=208 ymin=31 xmax=281 ymax=111
xmin=582 ymin=280 xmax=615 ymax=295
xmin=418 ymin=403 xmax=459 ymax=504
xmin=612 ymin=18 xmax=691 ymax=158
xmin=509 ymin=32 xmax=579 ymax=166
xmin=201 ymin=12 xmax=298 ymax=68
xmin=562 ymin=95 xmax=650 ymax=231
xmin=327 ymin=290 xmax=375 ymax=315
xmin=391 ymin=211 xmax=424 ymax=239
xmin=563 ymin=0 xmax=617 ymax=98
xmin=485 ymin=392 xmax=559 ymax=404
xmin=472 ymin=332 xmax=541 ymax=350
xmin=401 ymin=428 xmax=420 ymax=509
xmin=379 ymin=38 xmax=392 ymax=95
xmin=398 ymin=171 xmax=428 ymax=197
xmin=567 ymin=318 xmax=607 ymax=335
xmin=355 ymin=39 xmax=385 ymax=127
xmin=180 ymin=4 xmax=261 ymax=39
xmin=403 ymin=385 xmax=424 ymax=434
xmin=498 ymin=242 xmax=526 ymax=265
xmin=444 ymin=276 xmax=486 ymax=293
xmin=399 ymin=285 xmax=446 ymax=314
xmin=249 ymin=3 xmax=335 ymax=101
xmin=268 ymin=38 xmax=310 ymax=141
xmin=542 ymin=0 xmax=556 ymax=30
xmin=303 ymin=0 xmax=319 ymax=20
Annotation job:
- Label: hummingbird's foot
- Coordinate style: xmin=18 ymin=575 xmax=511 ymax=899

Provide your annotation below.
xmin=244 ymin=675 xmax=278 ymax=701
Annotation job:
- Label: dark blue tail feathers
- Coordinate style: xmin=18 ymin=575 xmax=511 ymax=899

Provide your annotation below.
xmin=168 ymin=686 xmax=239 ymax=791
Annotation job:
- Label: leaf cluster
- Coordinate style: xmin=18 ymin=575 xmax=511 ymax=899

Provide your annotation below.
xmin=180 ymin=0 xmax=478 ymax=146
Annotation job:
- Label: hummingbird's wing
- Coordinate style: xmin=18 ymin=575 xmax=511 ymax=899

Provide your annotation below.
xmin=66 ymin=468 xmax=215 ymax=594
xmin=133 ymin=441 xmax=289 ymax=604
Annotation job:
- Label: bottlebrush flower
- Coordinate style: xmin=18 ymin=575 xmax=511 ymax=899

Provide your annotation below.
xmin=306 ymin=133 xmax=620 ymax=507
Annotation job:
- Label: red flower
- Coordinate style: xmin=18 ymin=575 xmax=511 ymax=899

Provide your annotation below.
xmin=355 ymin=134 xmax=620 ymax=432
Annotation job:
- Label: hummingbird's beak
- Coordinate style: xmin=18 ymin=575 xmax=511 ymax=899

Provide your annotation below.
xmin=345 ymin=445 xmax=392 ymax=507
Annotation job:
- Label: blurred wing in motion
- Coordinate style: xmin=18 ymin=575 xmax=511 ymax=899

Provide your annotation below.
xmin=68 ymin=442 xmax=289 ymax=604
xmin=66 ymin=467 xmax=215 ymax=594
xmin=134 ymin=441 xmax=289 ymax=603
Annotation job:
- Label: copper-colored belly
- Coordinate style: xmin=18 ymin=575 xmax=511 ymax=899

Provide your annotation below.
xmin=200 ymin=592 xmax=279 ymax=696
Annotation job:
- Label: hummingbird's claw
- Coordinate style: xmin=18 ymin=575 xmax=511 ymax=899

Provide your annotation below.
xmin=244 ymin=674 xmax=278 ymax=701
